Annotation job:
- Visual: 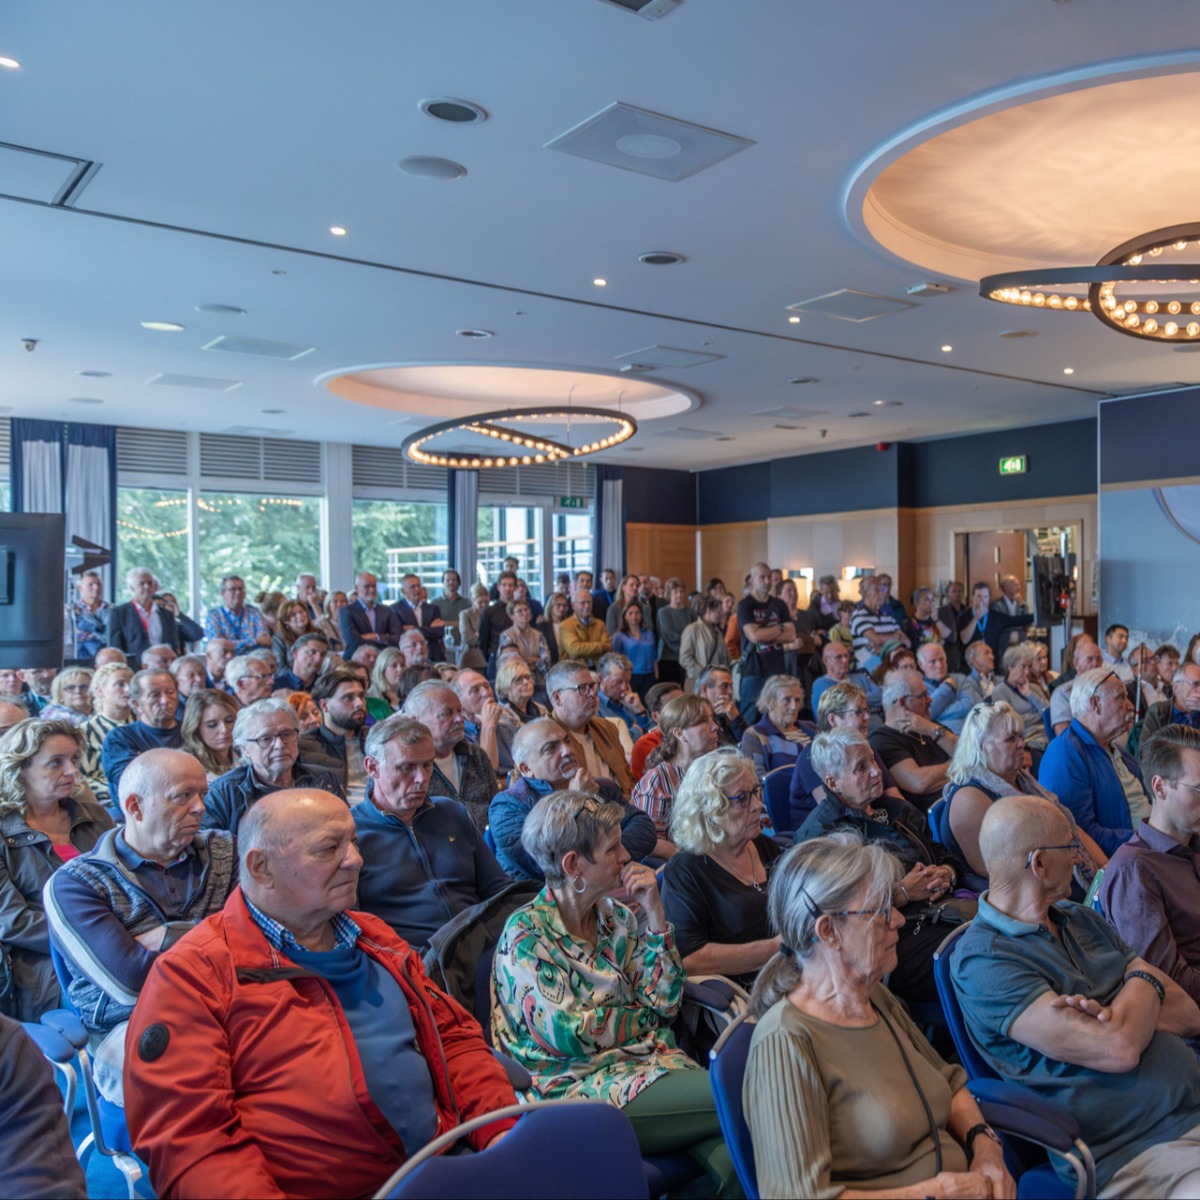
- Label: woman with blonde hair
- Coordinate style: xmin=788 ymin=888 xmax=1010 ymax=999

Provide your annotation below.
xmin=40 ymin=667 xmax=94 ymax=724
xmin=366 ymin=645 xmax=406 ymax=719
xmin=662 ymin=749 xmax=782 ymax=987
xmin=0 ymin=718 xmax=112 ymax=1018
xmin=181 ymin=689 xmax=240 ymax=781
xmin=79 ymin=662 xmax=134 ymax=807
xmin=495 ymin=655 xmax=547 ymax=725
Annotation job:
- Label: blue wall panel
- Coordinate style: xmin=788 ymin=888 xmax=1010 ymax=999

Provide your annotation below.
xmin=769 ymin=444 xmax=900 ymax=517
xmin=622 ymin=465 xmax=696 ymax=525
xmin=1099 ymin=389 xmax=1200 ymax=485
xmin=697 ymin=461 xmax=772 ymax=524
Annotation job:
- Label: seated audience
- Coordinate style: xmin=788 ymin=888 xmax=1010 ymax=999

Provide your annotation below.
xmin=169 ymin=654 xmax=207 ymax=708
xmin=630 ymin=681 xmax=684 ymax=781
xmin=1049 ymin=635 xmax=1104 ymax=735
xmin=101 ymin=670 xmax=184 ymax=799
xmin=739 ymin=674 xmax=814 ymax=778
xmin=745 ymin=836 xmax=1013 ymax=1200
xmin=1126 ymin=642 xmax=1166 ymax=713
xmin=322 ymin=589 xmax=349 ymax=650
xmin=45 ymin=749 xmax=236 ymax=1090
xmin=398 ymin=627 xmax=429 ymax=668
xmin=204 ymin=574 xmax=271 ymax=654
xmin=1159 ymin=644 xmax=1183 ymax=701
xmin=287 ymin=688 xmax=323 ymax=734
xmin=809 ymin=640 xmax=852 ymax=712
xmin=869 ymin=668 xmax=957 ymax=811
xmin=695 ymin=665 xmax=746 ymax=747
xmin=364 ymin=644 xmax=404 ymax=719
xmin=956 ymin=640 xmax=997 ymax=713
xmin=0 ymin=1012 xmax=88 ymax=1199
xmin=224 ymin=653 xmax=275 ymax=708
xmin=916 ymin=640 xmax=971 ymax=727
xmin=126 ymin=788 xmax=518 ymax=1198
xmin=40 ymin=667 xmax=93 ymax=725
xmin=1100 ymin=726 xmax=1200 ymax=1004
xmin=402 ymin=680 xmax=497 ymax=831
xmin=661 ymin=750 xmax=782 ymax=988
xmin=0 ymin=719 xmax=112 ymax=1019
xmin=353 ymin=715 xmax=510 ymax=953
xmin=180 ymin=688 xmax=239 ymax=781
xmin=943 ymin=700 xmax=1103 ymax=892
xmin=457 ymin=582 xmax=491 ymax=670
xmin=203 ymin=636 xmax=235 ymax=690
xmin=678 ymin=596 xmax=728 ymax=687
xmin=203 ymin=698 xmax=344 ymax=834
xmin=490 ymin=718 xmax=659 ymax=878
xmin=597 ymin=652 xmax=650 ymax=740
xmin=557 ymin=588 xmax=612 ymax=668
xmin=632 ymin=694 xmax=719 ymax=848
xmin=797 ymin=728 xmax=960 ymax=1002
xmin=547 ymin=659 xmax=635 ymax=796
xmin=454 ymin=666 xmax=518 ymax=773
xmin=275 ymin=631 xmax=328 ymax=693
xmin=490 ymin=790 xmax=735 ymax=1194
xmin=1029 ymin=639 xmax=1056 ymax=701
xmin=140 ymin=643 xmax=177 ymax=673
xmin=0 ymin=699 xmax=32 ymax=737
xmin=495 ymin=656 xmax=547 ymax=727
xmin=990 ymin=642 xmax=1050 ymax=752
xmin=850 ymin=575 xmax=908 ymax=670
xmin=497 ymin=597 xmax=551 ymax=692
xmin=1039 ymin=665 xmax=1148 ymax=854
xmin=299 ymin=667 xmax=369 ymax=801
xmin=78 ymin=662 xmax=133 ymax=806
xmin=951 ymin=795 xmax=1200 ymax=1199
xmin=270 ymin=598 xmax=314 ymax=668
xmin=788 ymin=682 xmax=905 ymax=831
xmin=18 ymin=668 xmax=55 ymax=715
xmin=1141 ymin=662 xmax=1200 ymax=741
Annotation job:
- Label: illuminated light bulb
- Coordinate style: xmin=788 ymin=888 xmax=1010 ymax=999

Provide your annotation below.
xmin=509 ymin=457 xmax=518 ymax=466
xmin=1165 ymin=322 xmax=1179 ymax=337
xmin=1143 ymin=318 xmax=1158 ymax=333
xmin=1128 ymin=254 xmax=1143 ymax=265
xmin=1169 ymin=301 xmax=1183 ymax=315
xmin=1188 ymin=323 xmax=1200 ymax=337
xmin=1127 ymin=314 xmax=1140 ymax=328
xmin=1082 ymin=300 xmax=1091 ymax=310
xmin=1020 ymin=291 xmax=1032 ymax=305
xmin=1150 ymin=246 xmax=1163 ymax=256
xmin=500 ymin=433 xmax=510 ymax=441
xmin=1124 ymin=300 xmax=1138 ymax=313
xmin=1048 ymin=295 xmax=1062 ymax=309
xmin=1145 ymin=300 xmax=1159 ymax=314
xmin=788 ymin=316 xmax=800 ymax=324
xmin=1063 ymin=367 xmax=1075 ymax=375
xmin=522 ymin=456 xmax=531 ymax=465
xmin=471 ymin=459 xmax=481 ymax=467
xmin=483 ymin=458 xmax=494 ymax=467
xmin=1065 ymin=296 xmax=1079 ymax=311
xmin=1193 ymin=303 xmax=1200 ymax=315
xmin=1176 ymin=241 xmax=1189 ymax=251
xmin=535 ymin=454 xmax=545 ymax=463
xmin=1032 ymin=292 xmax=1046 ymax=306
xmin=1102 ymin=295 xmax=1117 ymax=310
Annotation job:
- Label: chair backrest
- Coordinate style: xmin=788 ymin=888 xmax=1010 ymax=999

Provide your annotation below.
xmin=926 ymin=796 xmax=949 ymax=846
xmin=931 ymin=923 xmax=994 ymax=1080
xmin=762 ymin=766 xmax=794 ymax=835
xmin=377 ymin=1100 xmax=648 ymax=1199
xmin=708 ymin=1013 xmax=759 ymax=1200
xmin=483 ymin=825 xmax=497 ymax=855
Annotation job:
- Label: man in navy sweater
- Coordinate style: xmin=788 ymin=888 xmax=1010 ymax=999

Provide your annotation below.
xmin=100 ymin=671 xmax=185 ymax=803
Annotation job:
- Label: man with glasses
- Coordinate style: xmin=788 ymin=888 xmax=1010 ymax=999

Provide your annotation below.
xmin=869 ymin=668 xmax=958 ymax=813
xmin=1050 ymin=636 xmax=1104 ymax=736
xmin=101 ymin=670 xmax=185 ymax=801
xmin=1040 ymin=666 xmax=1148 ymax=855
xmin=1140 ymin=663 xmax=1200 ymax=743
xmin=811 ymin=642 xmax=853 ymax=714
xmin=951 ymin=794 xmax=1200 ymax=1199
xmin=203 ymin=698 xmax=345 ymax=834
xmin=546 ymin=660 xmax=634 ymax=797
xmin=224 ymin=654 xmax=275 ymax=707
xmin=339 ymin=571 xmax=403 ymax=658
xmin=557 ymin=589 xmax=612 ymax=670
xmin=204 ymin=574 xmax=271 ymax=655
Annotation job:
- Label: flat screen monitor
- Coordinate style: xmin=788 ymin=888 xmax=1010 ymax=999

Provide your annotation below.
xmin=0 ymin=514 xmax=66 ymax=669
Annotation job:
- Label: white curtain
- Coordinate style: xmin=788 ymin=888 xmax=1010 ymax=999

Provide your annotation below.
xmin=599 ymin=473 xmax=625 ymax=578
xmin=454 ymin=469 xmax=480 ymax=587
xmin=65 ymin=439 xmax=114 ymax=594
xmin=21 ymin=438 xmax=63 ymax=514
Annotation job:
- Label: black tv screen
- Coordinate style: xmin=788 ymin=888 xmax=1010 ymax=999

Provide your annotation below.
xmin=0 ymin=514 xmax=65 ymax=670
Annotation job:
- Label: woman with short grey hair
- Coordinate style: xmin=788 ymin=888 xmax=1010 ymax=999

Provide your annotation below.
xmin=991 ymin=642 xmax=1049 ymax=753
xmin=491 ymin=790 xmax=737 ymax=1194
xmin=661 ymin=749 xmax=782 ymax=987
xmin=744 ymin=835 xmax=1014 ymax=1200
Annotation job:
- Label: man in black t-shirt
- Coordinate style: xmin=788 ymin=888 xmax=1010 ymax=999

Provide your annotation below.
xmin=736 ymin=562 xmax=795 ymax=723
xmin=868 ymin=668 xmax=957 ymax=813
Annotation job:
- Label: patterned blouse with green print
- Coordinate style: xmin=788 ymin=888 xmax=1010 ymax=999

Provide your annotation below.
xmin=490 ymin=886 xmax=697 ymax=1106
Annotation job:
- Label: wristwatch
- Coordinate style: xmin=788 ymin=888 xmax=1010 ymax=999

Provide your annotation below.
xmin=964 ymin=1122 xmax=1001 ymax=1157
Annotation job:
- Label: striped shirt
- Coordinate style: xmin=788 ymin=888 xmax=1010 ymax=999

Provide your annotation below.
xmin=244 ymin=894 xmax=361 ymax=953
xmin=849 ymin=604 xmax=901 ymax=668
xmin=630 ymin=761 xmax=685 ymax=837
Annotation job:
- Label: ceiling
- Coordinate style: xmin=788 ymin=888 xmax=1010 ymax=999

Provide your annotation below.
xmin=3 ymin=0 xmax=1200 ymax=471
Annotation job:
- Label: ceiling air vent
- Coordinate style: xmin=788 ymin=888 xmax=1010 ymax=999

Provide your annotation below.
xmin=615 ymin=344 xmax=723 ymax=368
xmin=786 ymin=290 xmax=916 ymax=323
xmin=116 ymin=428 xmax=189 ymax=476
xmin=202 ymin=335 xmax=315 ymax=361
xmin=597 ymin=0 xmax=681 ymax=18
xmin=0 ymin=140 xmax=100 ymax=206
xmin=146 ymin=373 xmax=243 ymax=393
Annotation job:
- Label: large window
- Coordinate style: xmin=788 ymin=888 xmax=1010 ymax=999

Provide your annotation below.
xmin=478 ymin=505 xmax=542 ymax=598
xmin=117 ymin=487 xmax=190 ymax=595
xmin=353 ymin=499 xmax=448 ymax=600
xmin=552 ymin=512 xmax=593 ymax=581
xmin=197 ymin=491 xmax=321 ymax=612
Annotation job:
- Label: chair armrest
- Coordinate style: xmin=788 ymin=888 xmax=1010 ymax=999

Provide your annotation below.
xmin=21 ymin=1021 xmax=75 ymax=1064
xmin=40 ymin=1008 xmax=89 ymax=1050
xmin=492 ymin=1049 xmax=532 ymax=1091
xmin=975 ymin=1098 xmax=1078 ymax=1156
xmin=967 ymin=1077 xmax=1083 ymax=1142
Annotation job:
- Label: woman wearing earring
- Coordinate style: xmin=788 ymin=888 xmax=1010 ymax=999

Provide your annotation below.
xmin=744 ymin=835 xmax=1015 ymax=1200
xmin=490 ymin=790 xmax=738 ymax=1196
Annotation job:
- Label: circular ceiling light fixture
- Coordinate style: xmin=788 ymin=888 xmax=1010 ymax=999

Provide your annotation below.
xmin=639 ymin=250 xmax=685 ymax=266
xmin=402 ymin=405 xmax=637 ymax=469
xmin=981 ymin=224 xmax=1200 ymax=342
xmin=397 ymin=155 xmax=467 ymax=181
xmin=419 ymin=96 xmax=488 ymax=124
xmin=195 ymin=303 xmax=247 ymax=316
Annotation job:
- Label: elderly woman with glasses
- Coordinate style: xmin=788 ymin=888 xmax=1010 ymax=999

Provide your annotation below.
xmin=661 ymin=750 xmax=783 ymax=988
xmin=739 ymin=674 xmax=815 ymax=779
xmin=744 ymin=835 xmax=1014 ymax=1200
xmin=796 ymin=728 xmax=965 ymax=1003
xmin=40 ymin=668 xmax=95 ymax=725
xmin=943 ymin=700 xmax=1104 ymax=892
xmin=491 ymin=790 xmax=737 ymax=1196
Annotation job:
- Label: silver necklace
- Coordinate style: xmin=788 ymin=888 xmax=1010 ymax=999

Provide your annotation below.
xmin=716 ymin=844 xmax=763 ymax=892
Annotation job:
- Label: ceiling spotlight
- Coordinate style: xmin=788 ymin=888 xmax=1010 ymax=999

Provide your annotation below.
xmin=0 ymin=57 xmax=20 ymax=70
xmin=788 ymin=377 xmax=818 ymax=385
xmin=1063 ymin=367 xmax=1075 ymax=375
xmin=638 ymin=250 xmax=685 ymax=265
xmin=941 ymin=344 xmax=953 ymax=352
xmin=141 ymin=321 xmax=185 ymax=332
xmin=456 ymin=328 xmax=494 ymax=339
xmin=419 ymin=96 xmax=488 ymax=124
xmin=873 ymin=399 xmax=886 ymax=406
xmin=593 ymin=278 xmax=607 ymax=287
xmin=788 ymin=316 xmax=801 ymax=324
xmin=329 ymin=226 xmax=347 ymax=236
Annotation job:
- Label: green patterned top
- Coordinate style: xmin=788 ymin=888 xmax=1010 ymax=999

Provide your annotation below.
xmin=490 ymin=886 xmax=696 ymax=1106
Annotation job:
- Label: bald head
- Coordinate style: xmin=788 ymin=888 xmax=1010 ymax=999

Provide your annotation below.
xmin=119 ymin=748 xmax=209 ymax=862
xmin=978 ymin=796 xmax=1072 ymax=886
xmin=0 ymin=701 xmax=28 ymax=737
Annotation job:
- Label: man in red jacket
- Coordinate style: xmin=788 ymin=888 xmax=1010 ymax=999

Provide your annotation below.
xmin=124 ymin=788 xmax=517 ymax=1199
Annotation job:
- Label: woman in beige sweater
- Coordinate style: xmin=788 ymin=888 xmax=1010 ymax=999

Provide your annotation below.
xmin=743 ymin=836 xmax=1015 ymax=1199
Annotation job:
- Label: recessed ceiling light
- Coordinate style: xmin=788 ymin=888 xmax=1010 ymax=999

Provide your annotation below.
xmin=788 ymin=377 xmax=818 ymax=385
xmin=873 ymin=399 xmax=886 ymax=406
xmin=1063 ymin=367 xmax=1075 ymax=375
xmin=77 ymin=370 xmax=110 ymax=378
xmin=716 ymin=436 xmax=735 ymax=442
xmin=330 ymin=226 xmax=347 ymax=236
xmin=788 ymin=316 xmax=801 ymax=324
xmin=456 ymin=328 xmax=494 ymax=339
xmin=941 ymin=344 xmax=953 ymax=352
xmin=419 ymin=96 xmax=488 ymax=124
xmin=195 ymin=304 xmax=247 ymax=316
xmin=593 ymin=278 xmax=607 ymax=287
xmin=66 ymin=397 xmax=103 ymax=405
xmin=846 ymin=411 xmax=870 ymax=418
xmin=271 ymin=269 xmax=287 ymax=276
xmin=874 ymin=399 xmax=904 ymax=407
xmin=639 ymin=250 xmax=685 ymax=266
xmin=261 ymin=408 xmax=287 ymax=414
xmin=141 ymin=321 xmax=184 ymax=332
xmin=998 ymin=329 xmax=1036 ymax=339
xmin=397 ymin=156 xmax=468 ymax=181
xmin=0 ymin=57 xmax=20 ymax=70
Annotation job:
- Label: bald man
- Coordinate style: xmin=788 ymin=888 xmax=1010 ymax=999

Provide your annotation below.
xmin=951 ymin=796 xmax=1200 ymax=1197
xmin=0 ymin=700 xmax=28 ymax=737
xmin=124 ymin=789 xmax=516 ymax=1198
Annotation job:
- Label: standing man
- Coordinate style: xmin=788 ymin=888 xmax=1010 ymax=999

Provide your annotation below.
xmin=72 ymin=570 xmax=111 ymax=662
xmin=557 ymin=590 xmax=612 ymax=669
xmin=476 ymin=571 xmax=517 ymax=675
xmin=339 ymin=571 xmax=403 ymax=657
xmin=1103 ymin=623 xmax=1134 ymax=683
xmin=391 ymin=574 xmax=447 ymax=663
xmin=737 ymin=562 xmax=795 ymax=722
xmin=107 ymin=568 xmax=182 ymax=670
xmin=488 ymin=556 xmax=521 ymax=601
xmin=937 ymin=580 xmax=969 ymax=674
xmin=433 ymin=569 xmax=471 ymax=662
xmin=204 ymin=575 xmax=270 ymax=655
xmin=958 ymin=581 xmax=1033 ymax=659
xmin=591 ymin=569 xmax=618 ymax=623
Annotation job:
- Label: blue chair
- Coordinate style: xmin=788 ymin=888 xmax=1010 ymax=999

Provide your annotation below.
xmin=484 ymin=825 xmax=498 ymax=855
xmin=926 ymin=796 xmax=949 ymax=846
xmin=374 ymin=1100 xmax=649 ymax=1199
xmin=933 ymin=925 xmax=1096 ymax=1199
xmin=762 ymin=765 xmax=794 ymax=837
xmin=22 ymin=1019 xmax=78 ymax=1115
xmin=708 ymin=1013 xmax=759 ymax=1199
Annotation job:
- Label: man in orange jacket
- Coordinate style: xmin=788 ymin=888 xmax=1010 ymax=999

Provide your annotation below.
xmin=124 ymin=788 xmax=517 ymax=1199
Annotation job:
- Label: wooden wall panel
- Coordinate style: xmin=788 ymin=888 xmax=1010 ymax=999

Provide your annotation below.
xmin=698 ymin=521 xmax=769 ymax=592
xmin=625 ymin=523 xmax=697 ymax=587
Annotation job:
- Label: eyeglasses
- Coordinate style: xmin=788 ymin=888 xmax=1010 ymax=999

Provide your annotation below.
xmin=1024 ymin=839 xmax=1082 ymax=869
xmin=246 ymin=728 xmax=299 ymax=751
xmin=834 ymin=706 xmax=870 ymax=719
xmin=560 ymin=683 xmax=598 ymax=697
xmin=572 ymin=797 xmax=602 ymax=822
xmin=726 ymin=785 xmax=763 ymax=809
xmin=61 ymin=684 xmax=91 ymax=693
xmin=827 ymin=899 xmax=894 ymax=923
xmin=243 ymin=673 xmax=273 ymax=682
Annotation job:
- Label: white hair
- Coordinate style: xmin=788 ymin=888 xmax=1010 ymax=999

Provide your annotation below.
xmin=125 ymin=566 xmax=159 ymax=591
xmin=1070 ymin=666 xmax=1119 ymax=719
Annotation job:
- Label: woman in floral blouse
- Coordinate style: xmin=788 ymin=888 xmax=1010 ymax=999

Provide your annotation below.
xmin=491 ymin=790 xmax=738 ymax=1196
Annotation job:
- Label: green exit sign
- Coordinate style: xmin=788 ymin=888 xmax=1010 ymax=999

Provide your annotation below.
xmin=559 ymin=495 xmax=588 ymax=509
xmin=999 ymin=455 xmax=1028 ymax=476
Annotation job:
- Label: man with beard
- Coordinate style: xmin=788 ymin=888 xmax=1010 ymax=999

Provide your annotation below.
xmin=300 ymin=668 xmax=370 ymax=803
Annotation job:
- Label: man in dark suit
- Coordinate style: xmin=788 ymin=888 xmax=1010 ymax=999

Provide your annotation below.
xmin=107 ymin=567 xmax=181 ymax=670
xmin=338 ymin=571 xmax=403 ymax=657
xmin=591 ymin=568 xmax=617 ymax=623
xmin=390 ymin=575 xmax=448 ymax=663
